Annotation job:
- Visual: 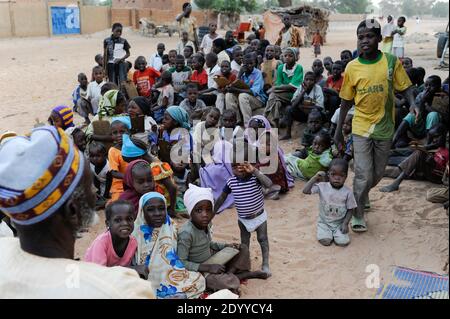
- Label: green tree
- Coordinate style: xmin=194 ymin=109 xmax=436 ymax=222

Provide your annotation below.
xmin=335 ymin=0 xmax=372 ymax=14
xmin=400 ymin=0 xmax=433 ymax=17
xmin=431 ymin=1 xmax=449 ymax=17
xmin=378 ymin=0 xmax=401 ymax=17
xmin=194 ymin=0 xmax=214 ymax=10
xmin=194 ymin=0 xmax=259 ymax=13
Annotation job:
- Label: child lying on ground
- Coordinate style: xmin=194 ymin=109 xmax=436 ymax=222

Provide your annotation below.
xmin=285 ymin=132 xmax=333 ymax=180
xmin=177 ymin=184 xmax=269 ymax=294
xmin=84 ymin=200 xmax=148 ymax=278
xmin=303 ymin=159 xmax=356 ymax=247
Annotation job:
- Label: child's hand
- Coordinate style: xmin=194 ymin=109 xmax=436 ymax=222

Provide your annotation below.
xmin=340 ymin=222 xmax=349 ymax=234
xmin=241 ymin=162 xmax=256 ymax=174
xmin=207 ymin=264 xmax=226 ymax=274
xmin=227 ymin=243 xmax=241 ymax=250
xmin=314 ymin=171 xmax=326 ymax=182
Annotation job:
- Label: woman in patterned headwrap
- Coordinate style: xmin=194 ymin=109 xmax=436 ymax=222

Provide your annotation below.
xmin=132 ymin=191 xmax=205 ymax=298
xmin=264 ymin=47 xmax=304 ymax=128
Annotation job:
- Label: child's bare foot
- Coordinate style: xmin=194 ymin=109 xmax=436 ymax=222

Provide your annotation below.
xmin=319 ymin=238 xmax=332 ymax=246
xmin=252 ymin=270 xmax=271 ymax=279
xmin=380 ymin=184 xmax=399 ymax=193
xmin=262 ymin=264 xmax=272 ymax=277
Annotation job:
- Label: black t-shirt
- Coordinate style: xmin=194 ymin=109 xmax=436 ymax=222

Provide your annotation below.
xmin=103 ymin=36 xmax=131 ymax=63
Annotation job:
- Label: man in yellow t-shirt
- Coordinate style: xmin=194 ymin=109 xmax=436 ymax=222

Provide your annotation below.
xmin=334 ymin=19 xmax=416 ymax=233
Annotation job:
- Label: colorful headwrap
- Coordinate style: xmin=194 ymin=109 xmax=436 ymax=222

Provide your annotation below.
xmin=52 ymin=106 xmax=74 ymax=130
xmin=166 ymin=106 xmax=191 ymax=130
xmin=119 ymin=159 xmax=151 ymax=215
xmin=121 ymin=134 xmax=146 ymax=158
xmin=98 ymin=89 xmax=119 ymax=118
xmin=132 ymin=191 xmax=205 ymax=298
xmin=0 ymin=126 xmax=85 ymax=225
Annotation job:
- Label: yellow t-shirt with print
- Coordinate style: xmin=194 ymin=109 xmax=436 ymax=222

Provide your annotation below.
xmin=339 ymin=52 xmax=412 ymax=140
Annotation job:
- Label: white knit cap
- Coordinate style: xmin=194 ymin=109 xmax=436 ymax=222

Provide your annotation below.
xmin=183 ymin=184 xmax=214 ymax=215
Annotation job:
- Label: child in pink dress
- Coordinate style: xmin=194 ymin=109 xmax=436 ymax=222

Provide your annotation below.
xmin=85 ymin=201 xmax=138 ymax=268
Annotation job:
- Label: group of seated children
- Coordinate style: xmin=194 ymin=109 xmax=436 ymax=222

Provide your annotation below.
xmin=37 ymin=22 xmax=449 ymax=298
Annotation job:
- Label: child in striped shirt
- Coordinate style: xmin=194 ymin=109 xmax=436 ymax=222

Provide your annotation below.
xmin=214 ymin=160 xmax=273 ymax=276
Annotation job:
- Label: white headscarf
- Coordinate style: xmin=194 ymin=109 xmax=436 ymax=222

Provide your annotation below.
xmin=183 ymin=184 xmax=214 ymax=215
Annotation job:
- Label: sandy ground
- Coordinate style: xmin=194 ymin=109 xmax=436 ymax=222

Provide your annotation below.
xmin=0 ymin=19 xmax=448 ymax=299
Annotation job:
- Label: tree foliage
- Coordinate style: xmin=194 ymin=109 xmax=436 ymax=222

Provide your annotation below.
xmin=431 ymin=1 xmax=449 ymax=17
xmin=194 ymin=0 xmax=259 ymax=14
xmin=335 ymin=0 xmax=372 ymax=14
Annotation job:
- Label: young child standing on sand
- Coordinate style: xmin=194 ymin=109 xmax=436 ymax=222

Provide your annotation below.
xmin=303 ymin=158 xmax=357 ymax=247
xmin=312 ymin=30 xmax=324 ymax=58
xmin=214 ymin=158 xmax=273 ymax=276
xmin=103 ymin=23 xmax=131 ymax=85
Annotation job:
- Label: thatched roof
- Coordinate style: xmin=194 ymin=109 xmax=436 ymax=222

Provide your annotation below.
xmin=269 ymin=5 xmax=330 ymax=44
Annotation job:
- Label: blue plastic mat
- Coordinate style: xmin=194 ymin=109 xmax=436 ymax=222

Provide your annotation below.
xmin=376 ymin=266 xmax=449 ymax=299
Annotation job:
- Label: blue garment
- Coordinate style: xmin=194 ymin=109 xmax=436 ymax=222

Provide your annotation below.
xmin=240 ymin=68 xmax=268 ymax=103
xmin=72 ymin=85 xmax=81 ymax=108
xmin=153 ymin=107 xmax=166 ymax=124
xmin=121 ymin=134 xmax=146 ymax=158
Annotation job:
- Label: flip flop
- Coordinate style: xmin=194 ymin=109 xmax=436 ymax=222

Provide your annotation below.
xmin=365 ymin=200 xmax=371 ymax=210
xmin=351 ymin=216 xmax=367 ymax=233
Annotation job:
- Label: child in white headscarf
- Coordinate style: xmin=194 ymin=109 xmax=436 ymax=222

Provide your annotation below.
xmin=177 ymin=184 xmax=269 ymax=294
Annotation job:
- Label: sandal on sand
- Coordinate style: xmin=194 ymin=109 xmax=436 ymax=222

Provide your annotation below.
xmin=351 ymin=216 xmax=367 ymax=233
